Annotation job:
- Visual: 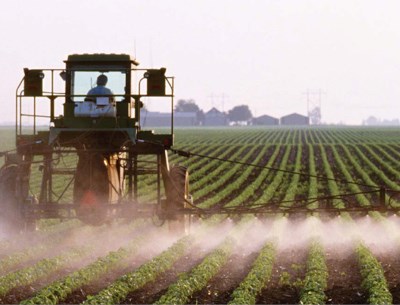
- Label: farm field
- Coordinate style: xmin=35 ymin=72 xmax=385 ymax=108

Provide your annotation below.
xmin=0 ymin=126 xmax=400 ymax=304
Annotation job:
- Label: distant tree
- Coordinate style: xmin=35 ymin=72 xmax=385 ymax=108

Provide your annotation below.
xmin=363 ymin=116 xmax=379 ymax=126
xmin=175 ymin=99 xmax=205 ymax=125
xmin=175 ymin=99 xmax=200 ymax=112
xmin=228 ymin=105 xmax=252 ymax=123
xmin=362 ymin=116 xmax=399 ymax=126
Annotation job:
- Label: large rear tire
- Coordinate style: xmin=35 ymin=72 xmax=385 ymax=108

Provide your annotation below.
xmin=167 ymin=165 xmax=190 ymax=236
xmin=0 ymin=165 xmax=23 ymax=233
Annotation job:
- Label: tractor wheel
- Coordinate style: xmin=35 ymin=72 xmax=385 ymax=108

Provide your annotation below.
xmin=74 ymin=153 xmax=120 ymax=226
xmin=0 ymin=165 xmax=23 ymax=233
xmin=167 ymin=165 xmax=190 ymax=236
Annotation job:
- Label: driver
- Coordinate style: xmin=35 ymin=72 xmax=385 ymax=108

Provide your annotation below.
xmin=87 ymin=74 xmax=114 ymax=97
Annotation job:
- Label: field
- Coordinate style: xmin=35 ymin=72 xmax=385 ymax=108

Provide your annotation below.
xmin=1 ymin=126 xmax=400 ymax=304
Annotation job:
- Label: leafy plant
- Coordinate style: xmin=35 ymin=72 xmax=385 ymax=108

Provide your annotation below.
xmin=0 ymin=246 xmax=90 ymax=298
xmin=21 ymin=235 xmax=145 ymax=305
xmin=279 ymin=271 xmax=292 ymax=286
xmin=156 ymin=237 xmax=236 ymax=305
xmin=83 ymin=234 xmax=196 ymax=305
xmin=299 ymin=241 xmax=328 ymax=305
xmin=356 ymin=243 xmax=392 ymax=305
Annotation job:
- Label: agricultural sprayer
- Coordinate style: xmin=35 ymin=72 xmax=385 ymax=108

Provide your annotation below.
xmin=0 ymin=54 xmax=191 ymax=232
xmin=1 ymin=53 xmax=399 ymax=233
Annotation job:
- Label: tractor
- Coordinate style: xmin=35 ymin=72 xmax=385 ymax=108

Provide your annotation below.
xmin=0 ymin=53 xmax=190 ymax=233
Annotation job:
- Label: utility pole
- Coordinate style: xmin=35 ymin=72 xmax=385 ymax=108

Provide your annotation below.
xmin=207 ymin=93 xmax=229 ymax=112
xmin=221 ymin=93 xmax=225 ymax=112
xmin=208 ymin=93 xmax=215 ymax=109
xmin=303 ymin=89 xmax=326 ymax=125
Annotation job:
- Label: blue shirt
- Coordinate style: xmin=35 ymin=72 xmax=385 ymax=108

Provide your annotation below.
xmin=87 ymin=86 xmax=113 ymax=96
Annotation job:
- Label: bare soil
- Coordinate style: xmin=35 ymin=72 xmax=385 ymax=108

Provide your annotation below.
xmin=189 ymin=251 xmax=258 ymax=304
xmin=325 ymin=249 xmax=366 ymax=304
xmin=257 ymin=247 xmax=308 ymax=304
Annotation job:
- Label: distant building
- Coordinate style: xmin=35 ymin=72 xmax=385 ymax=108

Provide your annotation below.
xmin=280 ymin=113 xmax=309 ymax=125
xmin=252 ymin=114 xmax=279 ymax=126
xmin=140 ymin=111 xmax=197 ymax=127
xmin=204 ymin=107 xmax=228 ymax=126
xmin=174 ymin=112 xmax=198 ymax=126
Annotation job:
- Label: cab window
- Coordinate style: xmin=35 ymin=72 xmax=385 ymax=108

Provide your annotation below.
xmin=71 ymin=70 xmax=126 ymax=102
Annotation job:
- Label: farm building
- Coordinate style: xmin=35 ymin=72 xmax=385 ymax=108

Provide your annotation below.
xmin=140 ymin=111 xmax=197 ymax=127
xmin=280 ymin=113 xmax=309 ymax=125
xmin=204 ymin=107 xmax=228 ymax=126
xmin=252 ymin=114 xmax=279 ymax=126
xmin=174 ymin=112 xmax=198 ymax=126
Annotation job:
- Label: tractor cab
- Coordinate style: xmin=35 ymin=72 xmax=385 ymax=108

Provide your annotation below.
xmin=58 ymin=54 xmax=136 ymax=128
xmin=51 ymin=54 xmax=173 ymax=148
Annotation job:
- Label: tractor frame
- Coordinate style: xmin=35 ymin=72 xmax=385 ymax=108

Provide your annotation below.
xmin=1 ymin=54 xmax=189 ymax=231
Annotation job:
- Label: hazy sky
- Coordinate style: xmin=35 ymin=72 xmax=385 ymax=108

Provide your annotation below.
xmin=1 ymin=0 xmax=400 ymax=125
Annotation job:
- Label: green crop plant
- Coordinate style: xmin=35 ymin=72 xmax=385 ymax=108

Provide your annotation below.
xmin=0 ymin=246 xmax=90 ymax=298
xmin=21 ymin=235 xmax=146 ymax=305
xmin=229 ymin=242 xmax=276 ymax=305
xmin=299 ymin=241 xmax=328 ymax=305
xmin=155 ymin=237 xmax=236 ymax=305
xmin=356 ymin=243 xmax=392 ymax=305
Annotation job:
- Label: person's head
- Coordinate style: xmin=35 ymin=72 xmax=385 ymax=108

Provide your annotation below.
xmin=96 ymin=74 xmax=108 ymax=86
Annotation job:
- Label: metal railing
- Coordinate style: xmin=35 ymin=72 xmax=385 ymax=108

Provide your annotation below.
xmin=15 ymin=68 xmax=175 ymax=139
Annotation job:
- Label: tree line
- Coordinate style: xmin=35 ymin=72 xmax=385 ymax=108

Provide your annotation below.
xmin=175 ymin=99 xmax=252 ymax=124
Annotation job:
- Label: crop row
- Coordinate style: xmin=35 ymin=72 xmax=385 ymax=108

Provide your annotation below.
xmin=0 ymin=246 xmax=91 ymax=298
xmin=356 ymin=244 xmax=392 ymax=304
xmin=21 ymin=234 xmax=146 ymax=305
xmin=82 ymin=227 xmax=207 ymax=305
xmin=24 ymin=128 xmax=400 ymax=216
xmin=173 ymin=128 xmax=400 ymax=145
xmin=155 ymin=236 xmax=236 ymax=304
xmin=137 ymin=142 xmax=398 ymax=217
xmin=228 ymin=242 xmax=275 ymax=304
xmin=299 ymin=241 xmax=328 ymax=304
xmin=2 ymin=217 xmax=399 ymax=304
